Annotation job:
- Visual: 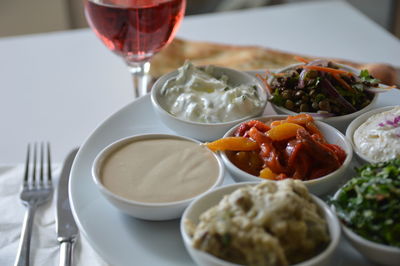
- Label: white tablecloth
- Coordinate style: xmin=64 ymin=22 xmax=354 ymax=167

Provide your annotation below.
xmin=0 ymin=165 xmax=107 ymax=266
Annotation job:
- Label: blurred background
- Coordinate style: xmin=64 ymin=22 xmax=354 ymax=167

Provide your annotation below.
xmin=0 ymin=0 xmax=399 ymax=38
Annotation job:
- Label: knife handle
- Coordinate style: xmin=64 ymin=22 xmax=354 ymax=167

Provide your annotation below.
xmin=59 ymin=241 xmax=74 ymax=266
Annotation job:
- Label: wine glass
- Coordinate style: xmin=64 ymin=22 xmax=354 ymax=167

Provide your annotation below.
xmin=84 ymin=0 xmax=186 ymax=98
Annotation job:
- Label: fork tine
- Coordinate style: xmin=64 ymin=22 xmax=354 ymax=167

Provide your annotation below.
xmin=40 ymin=142 xmax=44 ymax=184
xmin=32 ymin=143 xmax=37 ymax=185
xmin=47 ymin=142 xmax=52 ymax=184
xmin=23 ymin=144 xmax=30 ymax=188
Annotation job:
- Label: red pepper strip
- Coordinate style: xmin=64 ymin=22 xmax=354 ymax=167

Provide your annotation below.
xmin=234 ymin=120 xmax=270 ymax=137
xmin=333 ymin=74 xmax=356 ymax=93
xmin=321 ymin=143 xmax=347 ymax=164
xmin=248 ymin=127 xmax=286 ymax=174
xmin=292 ymin=153 xmax=311 ymax=180
xmin=287 ymin=142 xmax=303 ymax=168
xmin=305 ymin=121 xmax=325 ymax=142
xmin=299 ymin=65 xmax=353 ymax=76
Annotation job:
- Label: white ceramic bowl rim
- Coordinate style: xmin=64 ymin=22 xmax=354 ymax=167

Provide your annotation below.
xmin=220 ymin=115 xmax=353 ymax=184
xmin=92 ymin=133 xmax=225 ymax=207
xmin=268 ymin=63 xmax=379 ymax=121
xmin=345 ymin=105 xmax=400 ymax=164
xmin=150 ymin=65 xmax=268 ymax=126
xmin=181 ymin=181 xmax=341 ymax=266
xmin=332 ymin=189 xmax=400 ymax=252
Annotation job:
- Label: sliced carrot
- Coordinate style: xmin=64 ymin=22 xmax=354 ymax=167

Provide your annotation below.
xmin=293 ymin=55 xmax=310 ymax=64
xmin=267 ymin=123 xmax=305 ymax=141
xmin=333 ymin=73 xmax=355 ymax=92
xmin=256 ymin=73 xmax=272 ymax=93
xmin=299 ymin=65 xmax=353 ymax=76
xmin=205 ymin=137 xmax=259 ymax=152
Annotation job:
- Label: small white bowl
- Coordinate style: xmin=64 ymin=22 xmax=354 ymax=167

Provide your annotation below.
xmin=332 ymin=191 xmax=400 ymax=266
xmin=221 ymin=115 xmax=352 ymax=196
xmin=346 ymin=105 xmax=399 ymax=164
xmin=151 ymin=65 xmax=267 ymax=142
xmin=92 ymin=134 xmax=225 ymax=221
xmin=181 ymin=182 xmax=341 ymax=266
xmin=268 ymin=63 xmax=378 ymax=132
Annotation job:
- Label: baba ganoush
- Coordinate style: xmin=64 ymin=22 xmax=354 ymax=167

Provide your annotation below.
xmin=354 ymin=106 xmax=400 ymax=162
xmin=160 ymin=61 xmax=265 ymax=123
xmin=101 ymin=137 xmax=220 ymax=203
xmin=186 ymin=179 xmax=330 ymax=266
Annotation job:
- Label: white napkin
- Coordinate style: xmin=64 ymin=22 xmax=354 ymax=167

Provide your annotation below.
xmin=0 ymin=165 xmax=109 ymax=266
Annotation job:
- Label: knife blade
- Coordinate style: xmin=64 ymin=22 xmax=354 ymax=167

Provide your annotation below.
xmin=56 ymin=148 xmax=79 ymax=266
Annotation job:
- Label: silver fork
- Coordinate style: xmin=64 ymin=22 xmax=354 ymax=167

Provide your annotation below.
xmin=14 ymin=143 xmax=53 ymax=266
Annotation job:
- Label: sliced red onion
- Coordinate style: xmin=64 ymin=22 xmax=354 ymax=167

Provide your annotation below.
xmin=298 ymin=60 xmax=328 ymax=89
xmin=320 ymin=78 xmax=357 ymax=112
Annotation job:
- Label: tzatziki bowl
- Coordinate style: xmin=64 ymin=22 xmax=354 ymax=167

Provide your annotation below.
xmin=209 ymin=114 xmax=352 ymax=196
xmin=181 ymin=180 xmax=341 ymax=266
xmin=266 ymin=61 xmax=382 ymax=132
xmin=345 ymin=105 xmax=400 ymax=164
xmin=151 ymin=62 xmax=268 ymax=142
xmin=92 ymin=134 xmax=225 ymax=221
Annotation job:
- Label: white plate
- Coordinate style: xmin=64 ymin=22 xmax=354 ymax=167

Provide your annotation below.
xmin=69 ymin=87 xmax=400 ymax=265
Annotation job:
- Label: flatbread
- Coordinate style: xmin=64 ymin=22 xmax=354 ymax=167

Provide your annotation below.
xmin=150 ymin=38 xmax=398 ymax=86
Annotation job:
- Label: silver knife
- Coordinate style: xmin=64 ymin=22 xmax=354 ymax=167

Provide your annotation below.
xmin=56 ymin=149 xmax=79 ymax=266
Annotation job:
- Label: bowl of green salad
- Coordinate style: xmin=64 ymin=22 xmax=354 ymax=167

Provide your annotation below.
xmin=330 ymin=159 xmax=400 ymax=266
xmin=266 ymin=60 xmax=388 ymax=132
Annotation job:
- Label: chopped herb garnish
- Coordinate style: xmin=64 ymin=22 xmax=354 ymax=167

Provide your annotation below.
xmin=330 ymin=158 xmax=400 ymax=247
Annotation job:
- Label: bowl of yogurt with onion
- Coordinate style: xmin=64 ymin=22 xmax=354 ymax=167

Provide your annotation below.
xmin=151 ymin=61 xmax=268 ymax=141
xmin=346 ymin=105 xmax=400 ymax=163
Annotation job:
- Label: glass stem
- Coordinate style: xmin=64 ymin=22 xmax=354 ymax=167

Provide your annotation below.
xmin=126 ymin=61 xmax=151 ymax=98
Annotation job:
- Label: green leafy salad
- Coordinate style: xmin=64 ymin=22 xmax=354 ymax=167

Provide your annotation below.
xmin=331 ymin=159 xmax=400 ymax=247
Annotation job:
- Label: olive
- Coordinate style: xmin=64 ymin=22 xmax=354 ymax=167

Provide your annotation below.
xmin=309 ymin=89 xmax=317 ymax=97
xmin=300 ymin=103 xmax=309 ymax=112
xmin=301 ymin=95 xmax=309 ymax=103
xmin=285 ymin=99 xmax=295 ymax=110
xmin=295 ymin=100 xmax=302 ymax=106
xmin=319 ymin=100 xmax=331 ymax=112
xmin=282 ymin=90 xmax=291 ymax=99
xmin=312 ymin=102 xmax=319 ymax=110
xmin=295 ymin=90 xmax=304 ymax=99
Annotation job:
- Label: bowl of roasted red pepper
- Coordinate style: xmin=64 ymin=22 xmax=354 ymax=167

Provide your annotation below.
xmin=206 ymin=114 xmax=352 ymax=195
xmin=261 ymin=59 xmax=394 ymax=132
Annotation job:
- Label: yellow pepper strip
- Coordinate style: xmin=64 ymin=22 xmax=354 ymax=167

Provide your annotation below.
xmin=267 ymin=122 xmax=305 ymax=141
xmin=205 ymin=137 xmax=259 ymax=152
xmin=259 ymin=167 xmax=278 ymax=180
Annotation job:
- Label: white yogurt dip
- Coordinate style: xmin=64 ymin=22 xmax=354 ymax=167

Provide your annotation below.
xmin=160 ymin=62 xmax=264 ymax=123
xmin=354 ymin=106 xmax=400 ymax=162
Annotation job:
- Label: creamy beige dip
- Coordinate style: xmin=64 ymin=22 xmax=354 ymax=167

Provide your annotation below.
xmin=354 ymin=106 xmax=400 ymax=162
xmin=186 ymin=180 xmax=330 ymax=266
xmin=101 ymin=138 xmax=220 ymax=203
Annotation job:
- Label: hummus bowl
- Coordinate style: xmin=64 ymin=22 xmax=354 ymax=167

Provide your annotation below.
xmin=181 ymin=181 xmax=341 ymax=266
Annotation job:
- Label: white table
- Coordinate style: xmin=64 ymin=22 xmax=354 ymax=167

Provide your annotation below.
xmin=0 ymin=1 xmax=399 ymax=165
xmin=1 ymin=1 xmax=400 ymax=265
